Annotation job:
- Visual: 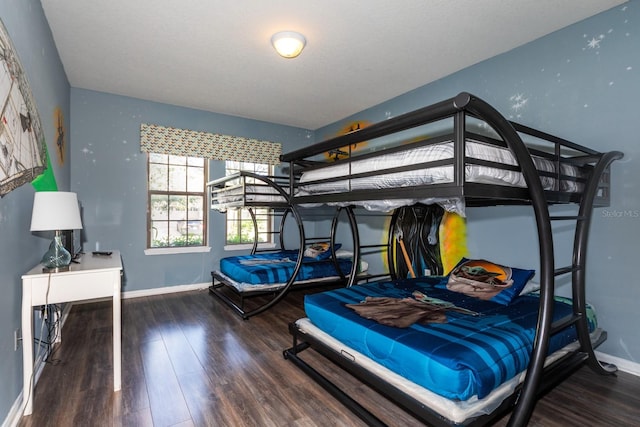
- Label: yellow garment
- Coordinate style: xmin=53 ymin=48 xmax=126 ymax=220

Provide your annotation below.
xmin=439 ymin=211 xmax=468 ymax=275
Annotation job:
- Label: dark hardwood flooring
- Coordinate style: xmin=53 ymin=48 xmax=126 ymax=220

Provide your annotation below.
xmin=18 ymin=288 xmax=640 ymax=427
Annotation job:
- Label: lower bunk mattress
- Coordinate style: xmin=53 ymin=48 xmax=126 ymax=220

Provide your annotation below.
xmin=303 ymin=277 xmax=597 ymax=404
xmin=219 ymin=250 xmax=353 ymax=289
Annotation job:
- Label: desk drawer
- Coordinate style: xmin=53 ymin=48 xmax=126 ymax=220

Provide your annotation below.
xmin=24 ymin=270 xmax=120 ymax=306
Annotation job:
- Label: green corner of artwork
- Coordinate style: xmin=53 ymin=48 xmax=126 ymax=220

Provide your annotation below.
xmin=31 ymin=146 xmax=58 ymax=192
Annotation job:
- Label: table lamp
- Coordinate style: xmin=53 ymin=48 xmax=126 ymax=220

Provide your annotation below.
xmin=30 ymin=191 xmax=83 ymax=272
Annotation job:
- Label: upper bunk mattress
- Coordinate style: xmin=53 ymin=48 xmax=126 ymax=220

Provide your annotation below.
xmin=296 ymin=139 xmax=582 ymax=213
xmin=220 ymin=250 xmax=352 ymax=285
xmin=303 ymin=277 xmax=596 ymax=401
xmin=212 ymin=184 xmax=287 ymax=207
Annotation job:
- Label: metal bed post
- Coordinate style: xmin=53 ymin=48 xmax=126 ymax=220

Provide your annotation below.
xmin=572 ymin=151 xmax=622 ymax=374
xmin=328 ymin=206 xmax=361 ymax=287
xmin=455 ymin=93 xmax=554 ymax=426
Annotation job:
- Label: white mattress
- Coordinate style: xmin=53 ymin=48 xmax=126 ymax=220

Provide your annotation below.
xmin=294 ymin=317 xmax=601 ymax=424
xmin=213 ymin=270 xmax=343 ymax=293
xmin=296 ymin=139 xmax=582 ymax=214
xmin=211 ymin=184 xmax=288 ymax=209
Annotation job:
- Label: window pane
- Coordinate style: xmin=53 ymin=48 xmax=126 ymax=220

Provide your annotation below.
xmin=187 ymin=157 xmax=204 ymax=166
xmin=149 ymin=163 xmax=167 ymax=191
xmin=226 ymin=161 xmax=240 ymax=174
xmin=169 ymin=195 xmax=187 ymax=220
xmin=151 ymin=220 xmax=169 ymax=247
xmin=169 ymin=165 xmax=187 ymax=191
xmin=150 ymin=195 xmax=169 ymax=220
xmin=255 ymin=163 xmax=269 ymax=175
xmin=187 ymin=196 xmax=203 ymax=220
xmin=187 ymin=166 xmax=204 ymax=192
xmin=149 ymin=153 xmax=168 ymax=163
xmin=240 ymin=220 xmax=255 ymax=243
xmin=227 ymin=227 xmax=239 ymax=243
xmin=169 ymin=155 xmax=186 ymax=165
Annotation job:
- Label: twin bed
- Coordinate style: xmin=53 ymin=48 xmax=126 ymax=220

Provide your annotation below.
xmin=209 ymin=92 xmax=622 ymax=425
xmin=208 ymin=171 xmax=363 ymax=318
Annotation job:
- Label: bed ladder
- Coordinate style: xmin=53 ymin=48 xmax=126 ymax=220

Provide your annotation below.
xmin=546 ymin=154 xmax=622 ymax=374
xmin=508 ymin=150 xmax=623 ymax=427
xmin=456 ymin=93 xmax=623 ymax=427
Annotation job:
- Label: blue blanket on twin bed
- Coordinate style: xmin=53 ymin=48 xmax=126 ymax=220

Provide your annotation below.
xmin=304 ymin=277 xmax=596 ymax=401
xmin=220 ymin=250 xmax=353 ymax=285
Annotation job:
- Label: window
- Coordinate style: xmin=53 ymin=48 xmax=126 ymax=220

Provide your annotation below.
xmin=225 ymin=161 xmax=272 ymax=246
xmin=148 ymin=154 xmax=207 ymax=248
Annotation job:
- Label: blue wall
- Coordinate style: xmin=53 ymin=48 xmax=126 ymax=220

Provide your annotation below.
xmin=0 ymin=0 xmax=70 ymax=420
xmin=316 ymin=3 xmax=639 ymax=362
xmin=70 ymin=89 xmax=312 ymax=293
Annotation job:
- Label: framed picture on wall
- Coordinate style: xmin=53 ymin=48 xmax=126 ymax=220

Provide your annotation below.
xmin=0 ymin=18 xmax=47 ymax=197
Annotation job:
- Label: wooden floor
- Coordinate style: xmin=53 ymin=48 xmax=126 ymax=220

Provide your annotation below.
xmin=18 ymin=288 xmax=640 ymax=427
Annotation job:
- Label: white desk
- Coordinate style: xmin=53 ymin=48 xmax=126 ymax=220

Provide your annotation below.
xmin=21 ymin=251 xmax=123 ymax=416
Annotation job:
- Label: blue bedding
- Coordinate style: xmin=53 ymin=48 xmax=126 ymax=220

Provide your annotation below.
xmin=304 ymin=277 xmax=596 ymax=401
xmin=220 ymin=250 xmax=353 ymax=285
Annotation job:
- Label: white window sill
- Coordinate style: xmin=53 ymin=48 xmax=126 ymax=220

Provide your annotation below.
xmin=144 ymin=246 xmax=212 ymax=255
xmin=224 ymin=243 xmax=277 ymax=252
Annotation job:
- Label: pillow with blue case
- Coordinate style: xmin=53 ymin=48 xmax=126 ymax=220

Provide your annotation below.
xmin=446 ymin=258 xmax=535 ymax=305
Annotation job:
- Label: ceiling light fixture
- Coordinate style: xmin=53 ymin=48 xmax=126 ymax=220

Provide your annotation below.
xmin=271 ymin=31 xmax=306 ymax=59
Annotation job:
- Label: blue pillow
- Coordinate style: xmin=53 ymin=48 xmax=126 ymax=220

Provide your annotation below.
xmin=446 ymin=258 xmax=535 ymax=305
xmin=303 ymin=243 xmax=342 ymax=261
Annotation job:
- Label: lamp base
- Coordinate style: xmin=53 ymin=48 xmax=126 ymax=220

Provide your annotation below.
xmin=41 ymin=234 xmax=72 ymax=273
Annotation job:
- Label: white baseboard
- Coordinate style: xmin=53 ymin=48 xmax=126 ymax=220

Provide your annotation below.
xmin=121 ymin=282 xmax=210 ymax=299
xmin=596 ymin=351 xmax=640 ymax=376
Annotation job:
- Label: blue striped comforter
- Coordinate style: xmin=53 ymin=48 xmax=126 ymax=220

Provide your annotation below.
xmin=304 ymin=277 xmax=596 ymax=400
xmin=220 ymin=250 xmax=353 ymax=285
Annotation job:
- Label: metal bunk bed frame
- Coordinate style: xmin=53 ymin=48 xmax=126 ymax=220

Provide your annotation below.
xmin=282 ymin=92 xmax=623 ymax=426
xmin=207 ymin=171 xmax=362 ymax=319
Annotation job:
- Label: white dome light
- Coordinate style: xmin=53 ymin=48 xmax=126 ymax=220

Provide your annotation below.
xmin=271 ymin=31 xmax=306 ymax=59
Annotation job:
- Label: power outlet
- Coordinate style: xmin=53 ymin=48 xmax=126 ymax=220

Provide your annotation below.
xmin=14 ymin=328 xmax=21 ymax=351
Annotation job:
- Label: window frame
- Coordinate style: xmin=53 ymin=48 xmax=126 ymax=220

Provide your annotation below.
xmin=146 ymin=153 xmax=208 ymax=251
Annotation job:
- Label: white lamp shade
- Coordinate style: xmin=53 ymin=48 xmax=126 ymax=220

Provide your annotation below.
xmin=30 ymin=191 xmax=83 ymax=231
xmin=271 ymin=31 xmax=306 ymax=58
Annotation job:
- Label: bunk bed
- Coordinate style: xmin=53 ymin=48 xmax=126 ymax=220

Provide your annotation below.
xmin=207 ymin=171 xmax=363 ymax=319
xmin=281 ymin=92 xmax=623 ymax=426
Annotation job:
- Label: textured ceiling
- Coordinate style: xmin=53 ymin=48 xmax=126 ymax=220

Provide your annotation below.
xmin=41 ymin=0 xmax=626 ymax=130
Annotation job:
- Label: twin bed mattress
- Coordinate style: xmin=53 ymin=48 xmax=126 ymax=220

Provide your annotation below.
xmin=218 ymin=250 xmax=353 ymax=289
xmin=296 ymin=139 xmax=583 ymax=213
xmin=303 ymin=277 xmax=596 ymax=402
